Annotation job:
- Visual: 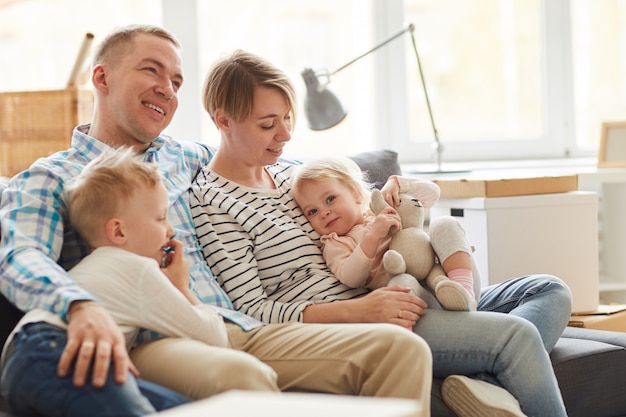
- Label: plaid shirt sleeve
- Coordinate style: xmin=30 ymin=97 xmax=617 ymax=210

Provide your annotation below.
xmin=1 ymin=133 xmax=262 ymax=331
xmin=0 ymin=154 xmax=96 ymax=320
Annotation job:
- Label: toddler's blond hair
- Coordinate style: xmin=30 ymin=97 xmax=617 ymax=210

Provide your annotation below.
xmin=67 ymin=147 xmax=162 ymax=248
xmin=291 ymin=156 xmax=373 ymax=208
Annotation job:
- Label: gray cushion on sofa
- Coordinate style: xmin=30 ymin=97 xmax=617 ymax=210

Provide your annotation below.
xmin=554 ymin=327 xmax=626 ymax=417
xmin=348 ymin=149 xmax=402 ymax=189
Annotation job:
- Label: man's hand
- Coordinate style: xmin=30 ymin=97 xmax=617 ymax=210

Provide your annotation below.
xmin=58 ymin=301 xmax=137 ymax=388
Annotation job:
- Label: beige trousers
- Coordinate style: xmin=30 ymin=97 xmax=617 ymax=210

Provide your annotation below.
xmin=130 ymin=321 xmax=431 ymax=413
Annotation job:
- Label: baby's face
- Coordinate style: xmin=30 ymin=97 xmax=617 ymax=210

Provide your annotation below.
xmin=295 ymin=178 xmax=363 ymax=237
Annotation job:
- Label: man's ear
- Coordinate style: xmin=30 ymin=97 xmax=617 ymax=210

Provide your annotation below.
xmin=214 ymin=109 xmax=232 ymax=133
xmin=92 ymin=64 xmax=108 ymax=94
xmin=104 ymin=217 xmax=126 ymax=246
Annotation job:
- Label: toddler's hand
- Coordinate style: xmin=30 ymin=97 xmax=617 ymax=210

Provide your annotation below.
xmin=160 ymin=239 xmax=189 ymax=291
xmin=370 ymin=207 xmax=401 ymax=238
xmin=380 ymin=176 xmax=401 ymax=207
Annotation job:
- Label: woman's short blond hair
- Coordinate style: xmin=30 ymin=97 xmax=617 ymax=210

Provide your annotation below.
xmin=67 ymin=147 xmax=162 ymax=248
xmin=291 ymin=156 xmax=373 ymax=207
xmin=202 ymin=49 xmax=297 ymax=125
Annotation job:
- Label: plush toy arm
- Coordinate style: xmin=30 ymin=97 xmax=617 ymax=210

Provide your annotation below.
xmin=369 ymin=189 xmax=391 ymax=215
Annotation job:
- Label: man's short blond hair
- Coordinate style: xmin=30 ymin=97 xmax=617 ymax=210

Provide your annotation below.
xmin=67 ymin=147 xmax=162 ymax=248
xmin=92 ymin=24 xmax=181 ymax=68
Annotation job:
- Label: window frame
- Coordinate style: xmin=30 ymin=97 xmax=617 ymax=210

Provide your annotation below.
xmin=166 ymin=0 xmax=590 ymax=164
xmin=376 ymin=0 xmax=584 ymax=164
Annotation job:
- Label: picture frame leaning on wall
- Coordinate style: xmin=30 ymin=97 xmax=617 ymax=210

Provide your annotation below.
xmin=598 ymin=121 xmax=626 ymax=168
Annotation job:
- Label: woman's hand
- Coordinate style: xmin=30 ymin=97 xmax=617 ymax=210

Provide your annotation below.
xmin=302 ymin=286 xmax=427 ymax=329
xmin=355 ymin=286 xmax=428 ymax=330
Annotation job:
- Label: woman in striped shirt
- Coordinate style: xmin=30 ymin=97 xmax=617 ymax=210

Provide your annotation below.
xmin=190 ymin=49 xmax=570 ymax=417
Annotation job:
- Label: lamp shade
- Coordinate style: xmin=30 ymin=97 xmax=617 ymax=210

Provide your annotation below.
xmin=301 ymin=68 xmax=347 ymax=131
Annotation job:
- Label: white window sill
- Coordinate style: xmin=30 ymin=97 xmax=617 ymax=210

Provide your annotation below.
xmin=401 ymin=157 xmax=600 ymax=179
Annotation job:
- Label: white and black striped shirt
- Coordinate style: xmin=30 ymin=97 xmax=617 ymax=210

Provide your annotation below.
xmin=190 ymin=162 xmax=368 ymax=324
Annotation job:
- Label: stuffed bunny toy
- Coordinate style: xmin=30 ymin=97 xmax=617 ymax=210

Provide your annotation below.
xmin=369 ymin=189 xmax=473 ymax=310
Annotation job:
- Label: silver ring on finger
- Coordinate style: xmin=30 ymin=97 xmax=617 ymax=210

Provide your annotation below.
xmin=82 ymin=341 xmax=95 ymax=350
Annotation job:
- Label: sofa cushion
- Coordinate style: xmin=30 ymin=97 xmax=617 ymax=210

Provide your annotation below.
xmin=348 ymin=149 xmax=402 ymax=189
xmin=553 ymin=327 xmax=626 ymax=417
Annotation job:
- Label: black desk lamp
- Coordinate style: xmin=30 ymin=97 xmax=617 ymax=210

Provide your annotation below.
xmin=302 ymin=23 xmax=466 ymax=174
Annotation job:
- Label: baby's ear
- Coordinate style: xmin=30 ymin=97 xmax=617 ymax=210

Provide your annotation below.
xmin=369 ymin=189 xmax=389 ymax=214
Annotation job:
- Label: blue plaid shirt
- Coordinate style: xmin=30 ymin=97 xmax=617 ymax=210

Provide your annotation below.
xmin=0 ymin=125 xmax=262 ymax=336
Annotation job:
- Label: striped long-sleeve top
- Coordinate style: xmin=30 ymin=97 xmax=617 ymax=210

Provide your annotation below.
xmin=190 ymin=162 xmax=368 ymax=324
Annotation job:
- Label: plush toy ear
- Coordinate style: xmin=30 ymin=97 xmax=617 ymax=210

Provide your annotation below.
xmin=369 ymin=189 xmax=390 ymax=214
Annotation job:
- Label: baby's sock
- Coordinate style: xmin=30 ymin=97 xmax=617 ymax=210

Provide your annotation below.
xmin=447 ymin=268 xmax=475 ymax=300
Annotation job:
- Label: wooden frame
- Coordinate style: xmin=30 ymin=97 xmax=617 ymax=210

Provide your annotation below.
xmin=598 ymin=121 xmax=626 ymax=168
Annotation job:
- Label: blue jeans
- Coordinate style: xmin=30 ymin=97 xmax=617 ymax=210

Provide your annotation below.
xmin=479 ymin=274 xmax=572 ymax=352
xmin=1 ymin=322 xmax=190 ymax=417
xmin=416 ymin=274 xmax=571 ymax=417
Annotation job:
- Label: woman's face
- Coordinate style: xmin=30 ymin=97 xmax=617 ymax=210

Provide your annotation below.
xmin=227 ymin=86 xmax=293 ymax=166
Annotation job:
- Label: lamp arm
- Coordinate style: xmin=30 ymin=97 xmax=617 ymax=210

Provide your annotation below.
xmin=408 ymin=26 xmax=442 ymax=170
xmin=330 ymin=24 xmax=415 ymax=76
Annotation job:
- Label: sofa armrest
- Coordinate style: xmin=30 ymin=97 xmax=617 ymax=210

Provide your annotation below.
xmin=551 ymin=327 xmax=626 ymax=417
xmin=561 ymin=325 xmax=626 ymax=348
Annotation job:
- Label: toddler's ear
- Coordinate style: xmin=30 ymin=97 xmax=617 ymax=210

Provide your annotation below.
xmin=104 ymin=217 xmax=126 ymax=246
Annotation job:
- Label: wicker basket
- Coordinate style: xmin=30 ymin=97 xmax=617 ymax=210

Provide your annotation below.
xmin=0 ymin=88 xmax=93 ymax=177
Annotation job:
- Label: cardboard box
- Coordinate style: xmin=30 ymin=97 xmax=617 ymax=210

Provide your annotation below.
xmin=431 ymin=191 xmax=599 ymax=313
xmin=0 ymin=88 xmax=93 ymax=177
xmin=432 ymin=175 xmax=578 ymax=198
xmin=569 ymin=304 xmax=626 ymax=332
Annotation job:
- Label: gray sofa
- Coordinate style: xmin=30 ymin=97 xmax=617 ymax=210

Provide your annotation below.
xmin=2 ymin=152 xmax=626 ymax=417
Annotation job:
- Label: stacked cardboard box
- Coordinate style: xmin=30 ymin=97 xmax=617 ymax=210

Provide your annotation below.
xmin=431 ymin=175 xmax=579 ymax=198
xmin=569 ymin=305 xmax=626 ymax=332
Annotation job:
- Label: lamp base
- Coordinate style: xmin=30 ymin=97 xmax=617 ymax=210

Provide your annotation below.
xmin=407 ymin=169 xmax=472 ymax=175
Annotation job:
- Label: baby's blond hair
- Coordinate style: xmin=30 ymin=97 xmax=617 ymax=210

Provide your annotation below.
xmin=291 ymin=156 xmax=373 ymax=207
